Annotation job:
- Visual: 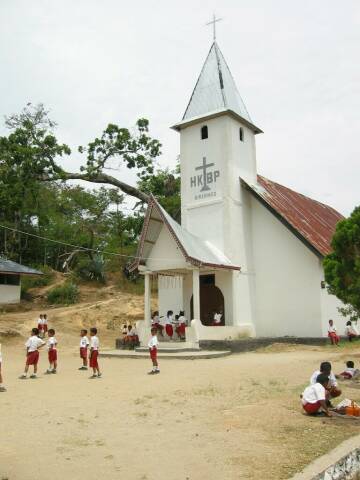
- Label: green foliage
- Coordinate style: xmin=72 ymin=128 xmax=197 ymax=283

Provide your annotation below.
xmin=79 ymin=119 xmax=161 ymax=179
xmin=47 ymin=281 xmax=79 ymax=305
xmin=75 ymin=255 xmax=106 ymax=283
xmin=136 ymin=166 xmax=181 ymax=221
xmin=324 ymin=206 xmax=360 ymax=320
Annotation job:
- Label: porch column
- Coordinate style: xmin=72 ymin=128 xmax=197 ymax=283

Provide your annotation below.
xmin=192 ymin=269 xmax=200 ymax=320
xmin=144 ymin=272 xmax=151 ymax=327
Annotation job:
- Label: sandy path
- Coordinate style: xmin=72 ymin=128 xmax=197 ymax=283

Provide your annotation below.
xmin=1 ymin=341 xmax=360 ymax=480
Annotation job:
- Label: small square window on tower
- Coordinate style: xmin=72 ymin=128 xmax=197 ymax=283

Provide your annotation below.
xmin=201 ymin=125 xmax=208 ymax=140
xmin=239 ymin=127 xmax=244 ymax=142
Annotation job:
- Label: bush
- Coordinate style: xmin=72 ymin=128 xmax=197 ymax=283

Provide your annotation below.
xmin=47 ymin=281 xmax=79 ymax=305
xmin=21 ymin=265 xmax=55 ymax=299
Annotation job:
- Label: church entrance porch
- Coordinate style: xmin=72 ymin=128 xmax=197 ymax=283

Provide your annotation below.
xmin=136 ymin=267 xmax=254 ymax=347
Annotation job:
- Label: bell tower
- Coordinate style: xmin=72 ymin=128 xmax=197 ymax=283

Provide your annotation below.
xmin=171 ymin=41 xmax=262 ymax=265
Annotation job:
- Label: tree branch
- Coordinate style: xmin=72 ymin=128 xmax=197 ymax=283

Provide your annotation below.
xmin=41 ymin=170 xmax=150 ymax=203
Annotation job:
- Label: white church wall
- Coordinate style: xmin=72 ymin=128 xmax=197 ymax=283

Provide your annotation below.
xmin=251 ymin=198 xmax=323 ymax=337
xmin=319 ymin=265 xmax=349 ymax=337
xmin=214 ymin=270 xmax=234 ymax=325
xmin=0 ymin=284 xmax=21 ymax=304
xmin=146 ymin=224 xmax=187 ymax=272
xmin=183 ymin=272 xmax=193 ymax=322
xmin=158 ymin=275 xmax=183 ymax=319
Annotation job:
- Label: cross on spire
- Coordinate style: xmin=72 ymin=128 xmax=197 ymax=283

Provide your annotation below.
xmin=206 ymin=13 xmax=222 ymax=42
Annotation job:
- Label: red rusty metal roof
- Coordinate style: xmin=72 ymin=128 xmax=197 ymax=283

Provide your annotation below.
xmin=243 ymin=175 xmax=344 ymax=257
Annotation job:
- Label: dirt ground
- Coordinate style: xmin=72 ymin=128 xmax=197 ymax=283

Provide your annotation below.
xmin=1 ymin=305 xmax=360 ymax=480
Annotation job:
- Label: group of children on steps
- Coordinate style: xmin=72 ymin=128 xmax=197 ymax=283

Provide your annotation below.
xmin=301 ymin=360 xmax=359 ymax=416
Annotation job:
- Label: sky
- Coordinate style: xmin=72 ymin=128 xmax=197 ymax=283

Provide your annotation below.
xmin=0 ymin=0 xmax=359 ymax=215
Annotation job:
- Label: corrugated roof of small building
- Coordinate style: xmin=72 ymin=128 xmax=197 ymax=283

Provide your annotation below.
xmin=243 ymin=175 xmax=344 ymax=257
xmin=0 ymin=258 xmax=43 ymax=275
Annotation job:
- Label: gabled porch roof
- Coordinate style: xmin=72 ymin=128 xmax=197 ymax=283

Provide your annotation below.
xmin=129 ymin=195 xmax=240 ymax=272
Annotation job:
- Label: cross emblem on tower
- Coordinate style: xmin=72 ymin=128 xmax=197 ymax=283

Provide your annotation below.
xmin=206 ymin=13 xmax=222 ymax=42
xmin=195 ymin=157 xmax=215 ymax=192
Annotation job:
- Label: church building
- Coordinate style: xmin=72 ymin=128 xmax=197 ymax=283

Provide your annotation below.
xmin=130 ymin=40 xmax=345 ymax=344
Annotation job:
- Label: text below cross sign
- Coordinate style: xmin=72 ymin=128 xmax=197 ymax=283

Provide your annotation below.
xmin=206 ymin=14 xmax=222 ymax=42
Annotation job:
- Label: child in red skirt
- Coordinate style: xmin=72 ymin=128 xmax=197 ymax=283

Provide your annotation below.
xmin=19 ymin=328 xmax=45 ymax=379
xmin=301 ymin=373 xmax=332 ymax=416
xmin=46 ymin=328 xmax=57 ymax=374
xmin=43 ymin=313 xmax=48 ymax=336
xmin=0 ymin=343 xmax=6 ymax=392
xmin=37 ymin=314 xmax=44 ymax=337
xmin=165 ymin=310 xmax=174 ymax=340
xmin=328 ymin=319 xmax=340 ymax=346
xmin=79 ymin=329 xmax=90 ymax=370
xmin=148 ymin=327 xmax=160 ymax=375
xmin=89 ymin=327 xmax=101 ymax=379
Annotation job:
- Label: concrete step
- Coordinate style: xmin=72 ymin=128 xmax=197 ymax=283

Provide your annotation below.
xmin=135 ymin=346 xmax=200 ymax=353
xmin=99 ymin=349 xmax=231 ymax=360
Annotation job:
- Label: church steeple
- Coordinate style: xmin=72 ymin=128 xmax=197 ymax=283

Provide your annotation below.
xmin=173 ymin=42 xmax=262 ymax=134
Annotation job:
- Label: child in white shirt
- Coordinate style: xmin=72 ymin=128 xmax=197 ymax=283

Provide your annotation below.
xmin=338 ymin=360 xmax=359 ymax=379
xmin=301 ymin=373 xmax=331 ymax=416
xmin=328 ymin=319 xmax=340 ymax=346
xmin=310 ymin=361 xmax=341 ymax=404
xmin=165 ymin=310 xmax=174 ymax=339
xmin=0 ymin=343 xmax=6 ymax=392
xmin=148 ymin=327 xmax=160 ymax=375
xmin=79 ymin=329 xmax=90 ymax=370
xmin=89 ymin=327 xmax=101 ymax=379
xmin=19 ymin=328 xmax=45 ymax=379
xmin=46 ymin=329 xmax=57 ymax=374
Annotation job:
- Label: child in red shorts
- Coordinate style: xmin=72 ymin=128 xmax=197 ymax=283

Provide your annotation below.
xmin=89 ymin=327 xmax=101 ymax=379
xmin=148 ymin=327 xmax=160 ymax=375
xmin=0 ymin=343 xmax=6 ymax=392
xmin=79 ymin=329 xmax=90 ymax=370
xmin=19 ymin=328 xmax=45 ymax=379
xmin=46 ymin=328 xmax=57 ymax=374
xmin=43 ymin=313 xmax=48 ymax=335
xmin=37 ymin=314 xmax=44 ymax=337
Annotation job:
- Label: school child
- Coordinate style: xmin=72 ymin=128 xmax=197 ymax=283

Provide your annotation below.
xmin=165 ymin=310 xmax=174 ymax=339
xmin=89 ymin=327 xmax=101 ymax=379
xmin=79 ymin=329 xmax=90 ymax=370
xmin=148 ymin=327 xmax=160 ymax=375
xmin=328 ymin=319 xmax=340 ymax=346
xmin=151 ymin=311 xmax=164 ymax=336
xmin=46 ymin=329 xmax=57 ymax=374
xmin=213 ymin=310 xmax=222 ymax=326
xmin=338 ymin=361 xmax=359 ymax=379
xmin=345 ymin=321 xmax=358 ymax=341
xmin=176 ymin=311 xmax=186 ymax=339
xmin=131 ymin=324 xmax=139 ymax=347
xmin=37 ymin=314 xmax=44 ymax=337
xmin=43 ymin=314 xmax=48 ymax=335
xmin=0 ymin=343 xmax=6 ymax=392
xmin=301 ymin=373 xmax=332 ymax=416
xmin=19 ymin=328 xmax=45 ymax=379
xmin=122 ymin=324 xmax=128 ymax=337
xmin=310 ymin=361 xmax=341 ymax=403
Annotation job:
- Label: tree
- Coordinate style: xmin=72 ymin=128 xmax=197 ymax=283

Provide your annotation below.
xmin=2 ymin=103 xmax=162 ymax=202
xmin=323 ymin=206 xmax=360 ymax=321
xmin=136 ymin=165 xmax=181 ymax=221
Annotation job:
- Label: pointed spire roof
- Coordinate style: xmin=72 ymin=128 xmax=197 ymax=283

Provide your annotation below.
xmin=172 ymin=42 xmax=262 ymax=133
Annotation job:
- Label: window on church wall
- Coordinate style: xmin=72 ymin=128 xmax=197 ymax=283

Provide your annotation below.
xmin=239 ymin=127 xmax=244 ymax=142
xmin=201 ymin=125 xmax=208 ymax=140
